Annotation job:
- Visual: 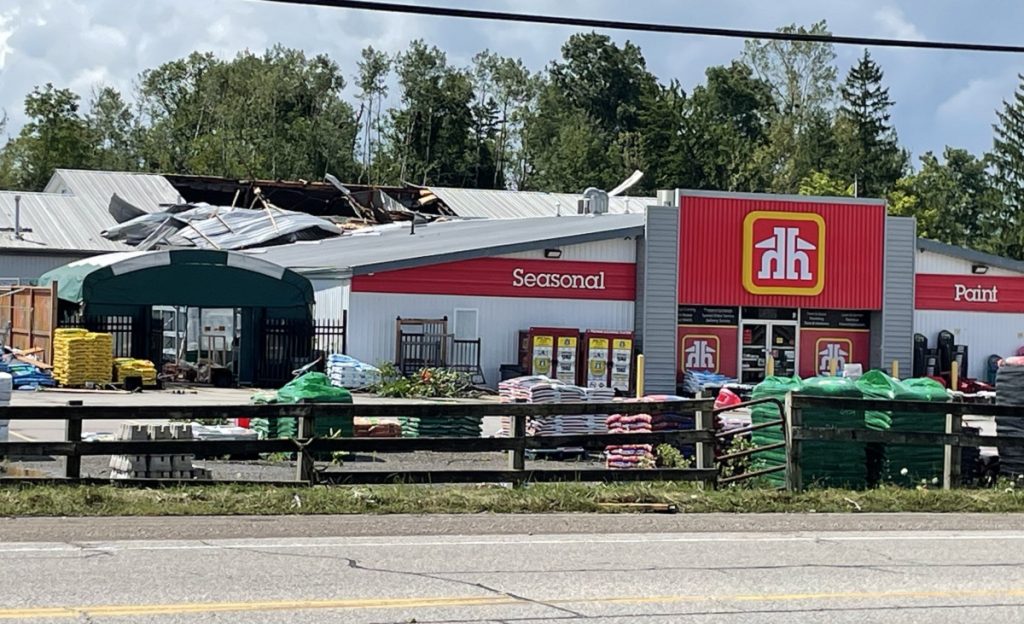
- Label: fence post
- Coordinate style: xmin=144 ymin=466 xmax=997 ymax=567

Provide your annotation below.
xmin=65 ymin=400 xmax=83 ymax=480
xmin=295 ymin=405 xmax=316 ymax=485
xmin=695 ymin=402 xmax=716 ymax=489
xmin=508 ymin=413 xmax=526 ymax=485
xmin=943 ymin=410 xmax=962 ymax=490
xmin=784 ymin=392 xmax=802 ymax=492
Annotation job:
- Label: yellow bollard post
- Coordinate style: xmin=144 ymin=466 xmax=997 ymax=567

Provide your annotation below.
xmin=892 ymin=360 xmax=900 ymax=380
xmin=635 ymin=354 xmax=645 ymax=399
xmin=766 ymin=355 xmax=775 ymax=378
xmin=829 ymin=358 xmax=838 ymax=377
xmin=951 ymin=360 xmax=959 ymax=391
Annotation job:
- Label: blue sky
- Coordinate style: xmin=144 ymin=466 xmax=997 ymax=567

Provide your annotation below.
xmin=1 ymin=0 xmax=1022 ymax=168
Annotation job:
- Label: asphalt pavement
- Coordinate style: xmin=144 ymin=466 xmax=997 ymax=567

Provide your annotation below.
xmin=2 ymin=514 xmax=1024 ymax=623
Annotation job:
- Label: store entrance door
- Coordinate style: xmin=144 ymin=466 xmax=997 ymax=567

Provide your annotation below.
xmin=740 ymin=312 xmax=798 ymax=384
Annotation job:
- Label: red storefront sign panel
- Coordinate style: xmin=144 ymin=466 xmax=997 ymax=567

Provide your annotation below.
xmin=352 ymin=258 xmax=636 ymax=301
xmin=679 ymin=193 xmax=885 ymax=310
xmin=678 ymin=325 xmax=738 ymax=378
xmin=798 ymin=329 xmax=870 ymax=377
xmin=916 ymin=274 xmax=1024 ymax=312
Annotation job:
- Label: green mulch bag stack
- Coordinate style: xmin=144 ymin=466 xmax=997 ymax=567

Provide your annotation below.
xmin=886 ymin=377 xmax=950 ymax=487
xmin=854 ymin=370 xmax=906 ymax=485
xmin=399 ymin=411 xmax=483 ymax=438
xmin=798 ymin=376 xmax=871 ymax=489
xmin=750 ymin=376 xmax=804 ymax=487
xmin=250 ymin=373 xmax=353 ymax=441
xmin=277 ymin=372 xmax=354 ymax=440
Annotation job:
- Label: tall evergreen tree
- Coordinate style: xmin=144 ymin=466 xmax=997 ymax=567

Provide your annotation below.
xmin=992 ymin=75 xmax=1024 ymax=258
xmin=835 ymin=50 xmax=907 ymax=198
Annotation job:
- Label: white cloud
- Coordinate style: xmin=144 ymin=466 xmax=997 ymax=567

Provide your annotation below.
xmin=873 ymin=7 xmax=925 ymax=41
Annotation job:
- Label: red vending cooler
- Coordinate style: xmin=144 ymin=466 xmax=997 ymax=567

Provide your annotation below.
xmin=518 ymin=327 xmax=580 ymax=383
xmin=582 ymin=330 xmax=635 ymax=393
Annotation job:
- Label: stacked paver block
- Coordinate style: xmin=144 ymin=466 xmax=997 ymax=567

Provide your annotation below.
xmin=109 ymin=424 xmax=211 ymax=480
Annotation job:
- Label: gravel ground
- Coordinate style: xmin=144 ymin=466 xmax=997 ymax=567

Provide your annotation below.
xmin=7 ymin=451 xmax=607 ymax=481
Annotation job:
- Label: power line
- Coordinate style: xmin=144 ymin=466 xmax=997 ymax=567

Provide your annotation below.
xmin=253 ymin=0 xmax=1024 ymax=54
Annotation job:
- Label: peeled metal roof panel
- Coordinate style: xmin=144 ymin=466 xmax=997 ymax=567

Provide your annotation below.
xmin=427 ymin=187 xmax=656 ymax=219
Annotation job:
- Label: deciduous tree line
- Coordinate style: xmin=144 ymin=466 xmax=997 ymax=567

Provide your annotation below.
xmin=2 ymin=22 xmax=1024 ymax=257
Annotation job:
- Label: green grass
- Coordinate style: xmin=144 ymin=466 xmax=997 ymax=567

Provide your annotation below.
xmin=2 ymin=482 xmax=1024 ymax=516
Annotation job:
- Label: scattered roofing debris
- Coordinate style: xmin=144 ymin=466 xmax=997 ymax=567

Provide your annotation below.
xmin=102 ymin=194 xmax=345 ymax=251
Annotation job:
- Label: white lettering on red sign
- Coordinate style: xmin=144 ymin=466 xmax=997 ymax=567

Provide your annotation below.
xmin=511 ymin=268 xmax=606 ymax=290
xmin=954 ymin=284 xmax=999 ymax=303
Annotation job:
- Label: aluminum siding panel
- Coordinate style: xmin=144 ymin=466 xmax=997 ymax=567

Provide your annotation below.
xmin=498 ymin=238 xmax=636 ymax=262
xmin=881 ymin=216 xmax=916 ymax=374
xmin=916 ymin=250 xmax=1024 ymax=277
xmin=0 ymin=252 xmax=97 ymax=281
xmin=915 ymin=309 xmax=1024 ymax=379
xmin=634 ymin=235 xmax=647 ymax=352
xmin=347 ymin=292 xmax=633 ymax=387
xmin=310 ymin=278 xmax=348 ymax=322
xmin=642 ymin=205 xmax=680 ymax=394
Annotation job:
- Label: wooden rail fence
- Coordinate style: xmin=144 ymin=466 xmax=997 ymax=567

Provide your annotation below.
xmin=0 ymin=399 xmax=717 ymax=487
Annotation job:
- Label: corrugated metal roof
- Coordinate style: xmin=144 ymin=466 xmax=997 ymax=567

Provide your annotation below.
xmin=916 ymin=238 xmax=1024 ymax=274
xmin=247 ymin=213 xmax=644 ymax=276
xmin=0 ymin=192 xmax=130 ymax=253
xmin=428 ymin=187 xmax=656 ymax=219
xmin=44 ymin=169 xmax=183 ymax=213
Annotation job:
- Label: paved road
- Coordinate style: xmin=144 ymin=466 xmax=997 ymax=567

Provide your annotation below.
xmin=2 ymin=515 xmax=1024 ymax=623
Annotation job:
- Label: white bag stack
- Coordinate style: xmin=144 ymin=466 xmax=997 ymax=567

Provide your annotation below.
xmin=326 ymin=354 xmax=382 ymax=390
xmin=0 ymin=372 xmax=11 ymax=443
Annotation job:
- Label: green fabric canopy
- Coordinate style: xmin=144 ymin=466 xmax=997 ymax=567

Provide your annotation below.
xmin=39 ymin=249 xmax=313 ymax=311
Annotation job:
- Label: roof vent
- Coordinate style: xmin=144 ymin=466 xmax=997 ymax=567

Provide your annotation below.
xmin=578 ymin=188 xmax=609 ymax=215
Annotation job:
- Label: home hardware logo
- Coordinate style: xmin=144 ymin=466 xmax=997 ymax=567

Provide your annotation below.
xmin=742 ymin=211 xmax=825 ymax=296
xmin=512 ymin=268 xmax=606 ymax=290
xmin=816 ymin=339 xmax=852 ymax=375
xmin=681 ymin=335 xmax=719 ymax=373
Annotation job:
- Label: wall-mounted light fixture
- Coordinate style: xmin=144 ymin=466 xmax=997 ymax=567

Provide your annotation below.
xmin=544 ymin=248 xmax=562 ymax=259
xmin=972 ymin=264 xmax=989 ymax=275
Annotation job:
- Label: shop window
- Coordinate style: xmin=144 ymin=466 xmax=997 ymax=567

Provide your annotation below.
xmin=454 ymin=308 xmax=479 ymax=341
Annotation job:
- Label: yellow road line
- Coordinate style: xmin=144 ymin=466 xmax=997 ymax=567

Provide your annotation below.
xmin=5 ymin=587 xmax=1024 ymax=620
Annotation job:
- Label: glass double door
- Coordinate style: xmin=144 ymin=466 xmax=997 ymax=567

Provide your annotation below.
xmin=740 ymin=322 xmax=797 ymax=384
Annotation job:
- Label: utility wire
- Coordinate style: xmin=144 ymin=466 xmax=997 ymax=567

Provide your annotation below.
xmin=253 ymin=0 xmax=1024 ymax=54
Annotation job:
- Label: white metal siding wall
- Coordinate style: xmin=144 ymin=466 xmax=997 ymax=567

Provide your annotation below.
xmin=880 ymin=217 xmax=916 ymax=374
xmin=498 ymin=238 xmax=636 ymax=262
xmin=641 ymin=205 xmax=680 ymax=395
xmin=916 ymin=250 xmax=1024 ymax=277
xmin=347 ymin=292 xmax=634 ymax=386
xmin=310 ymin=278 xmax=350 ymax=321
xmin=0 ymin=253 xmax=94 ymax=281
xmin=915 ymin=310 xmax=1024 ymax=378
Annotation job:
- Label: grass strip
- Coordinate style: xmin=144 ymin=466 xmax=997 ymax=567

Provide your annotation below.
xmin=2 ymin=482 xmax=1024 ymax=516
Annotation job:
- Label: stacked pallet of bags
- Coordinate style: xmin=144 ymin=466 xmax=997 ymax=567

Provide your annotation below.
xmin=114 ymin=358 xmax=159 ymax=387
xmin=798 ymin=376 xmax=885 ymax=489
xmin=874 ymin=376 xmax=949 ymax=486
xmin=250 ymin=373 xmax=354 ymax=444
xmin=995 ymin=362 xmax=1024 ymax=476
xmin=750 ymin=376 xmax=803 ymax=487
xmin=53 ymin=329 xmax=113 ymax=387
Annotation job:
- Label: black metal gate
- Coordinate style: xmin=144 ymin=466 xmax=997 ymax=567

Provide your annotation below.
xmin=58 ymin=314 xmax=134 ymax=358
xmin=256 ymin=315 xmax=347 ymax=387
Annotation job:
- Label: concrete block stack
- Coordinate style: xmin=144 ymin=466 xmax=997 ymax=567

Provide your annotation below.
xmin=109 ymin=423 xmax=211 ymax=480
xmin=53 ymin=329 xmax=114 ymax=387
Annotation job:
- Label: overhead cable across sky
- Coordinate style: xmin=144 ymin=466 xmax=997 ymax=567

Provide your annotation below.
xmin=252 ymin=0 xmax=1024 ymax=54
